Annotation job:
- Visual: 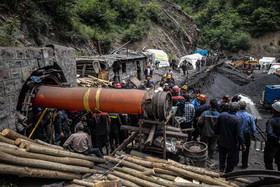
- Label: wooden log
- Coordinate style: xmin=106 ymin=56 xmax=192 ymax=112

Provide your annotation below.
xmin=120 ymin=125 xmax=188 ymax=138
xmin=0 ymin=134 xmax=15 ymax=145
xmin=116 ymin=151 xmax=154 ymax=168
xmin=14 ymin=138 xmax=33 ymax=146
xmin=26 ymin=143 xmax=105 ymax=163
xmin=155 ymin=173 xmax=176 ymax=181
xmin=112 ymin=170 xmax=159 ymax=187
xmin=19 ymin=142 xmax=26 ymax=149
xmin=167 ymin=159 xmax=220 ymax=178
xmin=166 ymin=126 xmax=182 ymax=132
xmin=153 ymin=168 xmax=179 ymax=176
xmin=0 ymin=151 xmax=97 ymax=174
xmin=0 ymin=146 xmax=94 ymax=168
xmin=34 ymin=139 xmax=63 ymax=150
xmin=111 ymin=132 xmax=138 ymax=155
xmin=0 ymin=163 xmax=81 ymax=180
xmin=105 ymin=156 xmax=149 ymax=172
xmin=2 ymin=129 xmax=34 ymax=142
xmin=115 ymin=167 xmax=173 ymax=187
xmin=107 ymin=174 xmax=140 ymax=187
xmin=157 ymin=163 xmax=231 ymax=186
xmin=0 ymin=142 xmax=18 ymax=149
xmin=144 ymin=125 xmax=156 ymax=146
xmin=73 ymin=179 xmax=96 ymax=187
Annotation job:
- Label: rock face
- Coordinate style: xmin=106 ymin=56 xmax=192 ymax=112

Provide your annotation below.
xmin=129 ymin=0 xmax=200 ymax=59
xmin=0 ymin=45 xmax=76 ymax=131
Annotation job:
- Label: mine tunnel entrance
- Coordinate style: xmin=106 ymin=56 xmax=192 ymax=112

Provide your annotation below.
xmin=16 ymin=64 xmax=68 ymax=133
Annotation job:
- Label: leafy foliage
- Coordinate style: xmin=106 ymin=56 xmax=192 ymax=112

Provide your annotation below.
xmin=172 ymin=0 xmax=280 ymax=52
xmin=0 ymin=16 xmax=20 ymax=46
xmin=0 ymin=0 xmax=166 ymax=53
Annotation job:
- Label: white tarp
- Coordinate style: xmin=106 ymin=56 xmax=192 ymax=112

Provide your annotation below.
xmin=259 ymin=57 xmax=276 ymax=66
xmin=268 ymin=65 xmax=280 ymax=75
xmin=178 ymin=53 xmax=203 ymax=70
xmin=239 ymin=94 xmax=262 ymax=120
xmin=146 ymin=49 xmax=169 ymax=67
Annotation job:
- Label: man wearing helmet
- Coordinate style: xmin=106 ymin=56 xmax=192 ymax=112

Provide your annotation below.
xmin=180 ymin=85 xmax=188 ymax=96
xmin=172 ymin=85 xmax=185 ymax=117
xmin=264 ymin=101 xmax=280 ymax=170
xmin=193 ymin=94 xmax=209 ymax=141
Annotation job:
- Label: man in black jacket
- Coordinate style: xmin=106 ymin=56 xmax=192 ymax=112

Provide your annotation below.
xmin=214 ymin=102 xmax=246 ymax=173
xmin=264 ymin=101 xmax=280 ymax=170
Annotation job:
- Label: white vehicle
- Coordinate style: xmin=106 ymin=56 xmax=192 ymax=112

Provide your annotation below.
xmin=268 ymin=65 xmax=280 ymax=75
xmin=146 ymin=49 xmax=170 ymax=68
xmin=178 ymin=53 xmax=203 ymax=71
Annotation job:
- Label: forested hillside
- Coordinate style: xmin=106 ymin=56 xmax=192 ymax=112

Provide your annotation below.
xmin=0 ymin=0 xmax=199 ymax=57
xmin=0 ymin=0 xmax=279 ymax=57
xmin=172 ymin=0 xmax=280 ymax=53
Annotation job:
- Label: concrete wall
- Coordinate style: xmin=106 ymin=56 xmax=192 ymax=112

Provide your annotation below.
xmin=0 ymin=45 xmax=76 ymax=131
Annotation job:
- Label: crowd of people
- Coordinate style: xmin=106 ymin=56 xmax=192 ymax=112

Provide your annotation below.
xmin=170 ymin=87 xmax=280 ymax=173
xmin=23 ymin=61 xmax=280 ymax=173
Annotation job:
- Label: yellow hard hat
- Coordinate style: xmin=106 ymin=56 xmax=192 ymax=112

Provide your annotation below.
xmin=182 ymin=85 xmax=188 ymax=90
xmin=167 ymin=75 xmax=172 ymax=78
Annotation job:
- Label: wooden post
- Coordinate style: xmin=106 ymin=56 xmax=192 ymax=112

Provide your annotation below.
xmin=0 ymin=146 xmax=94 ymax=168
xmin=0 ymin=163 xmax=81 ymax=180
xmin=0 ymin=151 xmax=97 ymax=174
xmin=163 ymin=122 xmax=167 ymax=159
xmin=105 ymin=156 xmax=149 ymax=172
xmin=107 ymin=174 xmax=140 ymax=187
xmin=144 ymin=124 xmax=156 ymax=146
xmin=34 ymin=139 xmax=63 ymax=150
xmin=139 ymin=121 xmax=142 ymax=152
xmin=0 ymin=134 xmax=15 ymax=145
xmin=26 ymin=143 xmax=105 ymax=163
xmin=111 ymin=132 xmax=139 ymax=156
xmin=112 ymin=170 xmax=159 ymax=187
xmin=0 ymin=142 xmax=18 ymax=149
xmin=2 ymin=129 xmax=34 ymax=142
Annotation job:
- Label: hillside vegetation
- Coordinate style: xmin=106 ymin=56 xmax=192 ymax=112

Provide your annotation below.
xmin=1 ymin=0 xmax=279 ymax=56
xmin=0 ymin=0 xmax=185 ymax=55
xmin=172 ymin=0 xmax=280 ymax=52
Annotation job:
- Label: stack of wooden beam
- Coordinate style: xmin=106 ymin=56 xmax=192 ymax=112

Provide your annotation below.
xmin=77 ymin=75 xmax=112 ymax=88
xmin=0 ymin=129 xmax=105 ymax=181
xmin=101 ymin=150 xmax=248 ymax=187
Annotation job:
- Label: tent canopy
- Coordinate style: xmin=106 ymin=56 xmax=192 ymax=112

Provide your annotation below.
xmin=178 ymin=53 xmax=203 ymax=70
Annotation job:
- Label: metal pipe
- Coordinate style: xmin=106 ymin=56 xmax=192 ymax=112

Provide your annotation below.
xmin=32 ymin=86 xmax=147 ymax=115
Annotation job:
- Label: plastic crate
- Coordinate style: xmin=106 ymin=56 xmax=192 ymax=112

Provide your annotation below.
xmin=265 ymin=85 xmax=280 ymax=104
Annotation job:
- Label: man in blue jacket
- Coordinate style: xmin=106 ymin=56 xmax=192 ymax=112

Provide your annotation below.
xmin=214 ymin=102 xmax=246 ymax=173
xmin=236 ymin=101 xmax=256 ymax=168
xmin=198 ymin=99 xmax=220 ymax=159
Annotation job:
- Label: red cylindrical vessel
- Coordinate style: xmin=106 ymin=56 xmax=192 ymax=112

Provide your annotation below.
xmin=32 ymin=86 xmax=147 ymax=115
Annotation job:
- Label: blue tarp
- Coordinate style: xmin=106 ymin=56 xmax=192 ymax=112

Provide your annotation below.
xmin=195 ymin=50 xmax=208 ymax=56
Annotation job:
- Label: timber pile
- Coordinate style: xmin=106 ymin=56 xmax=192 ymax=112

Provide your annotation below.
xmin=100 ymin=150 xmax=244 ymax=187
xmin=0 ymin=129 xmax=105 ymax=181
xmin=77 ymin=75 xmax=112 ymax=88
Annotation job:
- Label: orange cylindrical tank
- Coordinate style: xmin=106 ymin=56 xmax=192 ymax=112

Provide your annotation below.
xmin=32 ymin=86 xmax=148 ymax=115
